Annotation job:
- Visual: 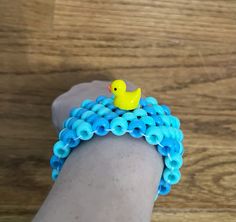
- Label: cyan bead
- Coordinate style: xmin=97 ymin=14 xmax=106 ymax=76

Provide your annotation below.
xmin=81 ymin=99 xmax=93 ymax=108
xmin=85 ymin=101 xmax=97 ymax=109
xmin=161 ymin=105 xmax=171 ymax=115
xmin=73 ymin=108 xmax=87 ymax=118
xmin=63 ymin=117 xmax=77 ymax=129
xmin=128 ymin=119 xmax=146 ymax=138
xmin=86 ymin=113 xmax=100 ymax=124
xmin=92 ymin=118 xmax=109 ymax=136
xmin=158 ymin=179 xmax=171 ymax=196
xmin=101 ymin=98 xmax=113 ymax=106
xmin=160 ymin=115 xmax=171 ymax=127
xmin=96 ymin=95 xmax=107 ymax=103
xmin=76 ymin=122 xmax=94 ymax=140
xmin=122 ymin=112 xmax=136 ymax=122
xmin=145 ymin=126 xmax=163 ymax=145
xmin=139 ymin=98 xmax=148 ymax=107
xmin=163 ymin=168 xmax=181 ymax=185
xmin=165 ymin=154 xmax=183 ymax=170
xmin=107 ymin=104 xmax=116 ymax=110
xmin=71 ymin=119 xmax=84 ymax=130
xmin=140 ymin=116 xmax=155 ymax=126
xmin=134 ymin=108 xmax=147 ymax=119
xmin=110 ymin=117 xmax=128 ymax=136
xmin=170 ymin=116 xmax=181 ymax=128
xmin=157 ymin=138 xmax=180 ymax=156
xmin=152 ymin=115 xmax=164 ymax=126
xmin=91 ymin=104 xmax=104 ymax=112
xmin=70 ymin=107 xmax=81 ymax=117
xmin=98 ymin=107 xmax=111 ymax=116
xmin=59 ymin=129 xmax=80 ymax=148
xmin=153 ymin=105 xmax=165 ymax=115
xmin=50 ymin=155 xmax=65 ymax=169
xmin=53 ymin=141 xmax=70 ymax=158
xmin=145 ymin=97 xmax=158 ymax=105
xmin=115 ymin=109 xmax=126 ymax=116
xmin=81 ymin=110 xmax=94 ymax=120
xmin=52 ymin=169 xmax=59 ymax=181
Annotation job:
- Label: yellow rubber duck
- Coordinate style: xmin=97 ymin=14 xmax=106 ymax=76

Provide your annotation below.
xmin=108 ymin=79 xmax=141 ymax=110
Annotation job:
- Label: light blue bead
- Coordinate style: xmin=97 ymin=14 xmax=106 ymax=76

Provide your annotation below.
xmin=107 ymin=104 xmax=116 ymax=110
xmin=128 ymin=119 xmax=146 ymax=138
xmin=165 ymin=154 xmax=183 ymax=170
xmin=52 ymin=169 xmax=59 ymax=181
xmin=153 ymin=105 xmax=165 ymax=115
xmin=81 ymin=99 xmax=93 ymax=108
xmin=104 ymin=112 xmax=118 ymax=121
xmin=179 ymin=142 xmax=184 ymax=155
xmin=81 ymin=110 xmax=95 ymax=120
xmin=72 ymin=119 xmax=84 ymax=130
xmin=91 ymin=104 xmax=104 ymax=112
xmin=140 ymin=116 xmax=155 ymax=126
xmin=157 ymin=138 xmax=180 ymax=156
xmin=163 ymin=168 xmax=181 ymax=185
xmin=53 ymin=141 xmax=70 ymax=158
xmin=101 ymin=98 xmax=113 ymax=106
xmin=50 ymin=155 xmax=65 ymax=170
xmin=146 ymin=97 xmax=158 ymax=105
xmin=98 ymin=107 xmax=111 ymax=116
xmin=145 ymin=126 xmax=163 ymax=145
xmin=96 ymin=95 xmax=107 ymax=103
xmin=76 ymin=122 xmax=94 ymax=140
xmin=143 ymin=106 xmax=156 ymax=115
xmin=122 ymin=112 xmax=136 ymax=122
xmin=92 ymin=118 xmax=109 ymax=136
xmin=158 ymin=179 xmax=171 ymax=196
xmin=110 ymin=117 xmax=128 ymax=136
xmin=134 ymin=108 xmax=147 ymax=118
xmin=161 ymin=105 xmax=171 ymax=115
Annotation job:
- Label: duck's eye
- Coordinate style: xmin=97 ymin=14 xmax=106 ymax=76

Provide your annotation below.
xmin=114 ymin=88 xmax=117 ymax=91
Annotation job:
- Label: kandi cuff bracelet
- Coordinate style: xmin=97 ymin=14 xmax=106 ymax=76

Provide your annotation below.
xmin=50 ymin=80 xmax=184 ymax=200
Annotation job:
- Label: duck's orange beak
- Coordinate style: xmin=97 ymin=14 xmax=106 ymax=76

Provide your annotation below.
xmin=107 ymin=84 xmax=111 ymax=93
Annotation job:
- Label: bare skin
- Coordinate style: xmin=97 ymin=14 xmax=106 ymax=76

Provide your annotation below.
xmin=33 ymin=81 xmax=163 ymax=222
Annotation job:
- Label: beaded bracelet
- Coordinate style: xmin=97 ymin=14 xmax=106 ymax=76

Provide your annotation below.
xmin=50 ymin=82 xmax=184 ymax=200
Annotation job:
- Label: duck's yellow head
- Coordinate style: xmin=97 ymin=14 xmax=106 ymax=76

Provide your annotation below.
xmin=108 ymin=80 xmax=126 ymax=96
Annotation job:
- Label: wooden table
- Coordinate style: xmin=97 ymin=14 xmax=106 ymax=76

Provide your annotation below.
xmin=0 ymin=0 xmax=236 ymax=221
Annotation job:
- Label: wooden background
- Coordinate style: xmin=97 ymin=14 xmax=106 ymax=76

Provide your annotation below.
xmin=0 ymin=0 xmax=236 ymax=221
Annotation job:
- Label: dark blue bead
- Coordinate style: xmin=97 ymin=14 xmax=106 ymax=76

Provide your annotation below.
xmin=50 ymin=155 xmax=65 ymax=170
xmin=128 ymin=119 xmax=146 ymax=138
xmin=59 ymin=129 xmax=80 ymax=148
xmin=96 ymin=95 xmax=106 ymax=103
xmin=161 ymin=105 xmax=171 ymax=115
xmin=157 ymin=138 xmax=180 ymax=156
xmin=104 ymin=112 xmax=118 ymax=121
xmin=158 ymin=179 xmax=171 ymax=195
xmin=107 ymin=104 xmax=116 ymax=110
xmin=152 ymin=115 xmax=164 ymax=126
xmin=144 ymin=106 xmax=156 ymax=115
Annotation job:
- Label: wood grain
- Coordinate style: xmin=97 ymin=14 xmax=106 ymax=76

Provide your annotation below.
xmin=0 ymin=0 xmax=236 ymax=221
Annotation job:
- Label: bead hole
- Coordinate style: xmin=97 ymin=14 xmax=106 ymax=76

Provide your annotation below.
xmin=150 ymin=135 xmax=158 ymax=143
xmin=168 ymin=174 xmax=176 ymax=182
xmin=97 ymin=126 xmax=105 ymax=133
xmin=171 ymin=160 xmax=178 ymax=167
xmin=115 ymin=125 xmax=122 ymax=133
xmin=81 ymin=130 xmax=88 ymax=138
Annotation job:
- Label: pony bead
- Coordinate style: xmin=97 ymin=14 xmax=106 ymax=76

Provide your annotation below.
xmin=50 ymin=93 xmax=184 ymax=200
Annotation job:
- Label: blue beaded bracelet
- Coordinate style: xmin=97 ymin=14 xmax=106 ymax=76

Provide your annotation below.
xmin=50 ymin=95 xmax=184 ymax=200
